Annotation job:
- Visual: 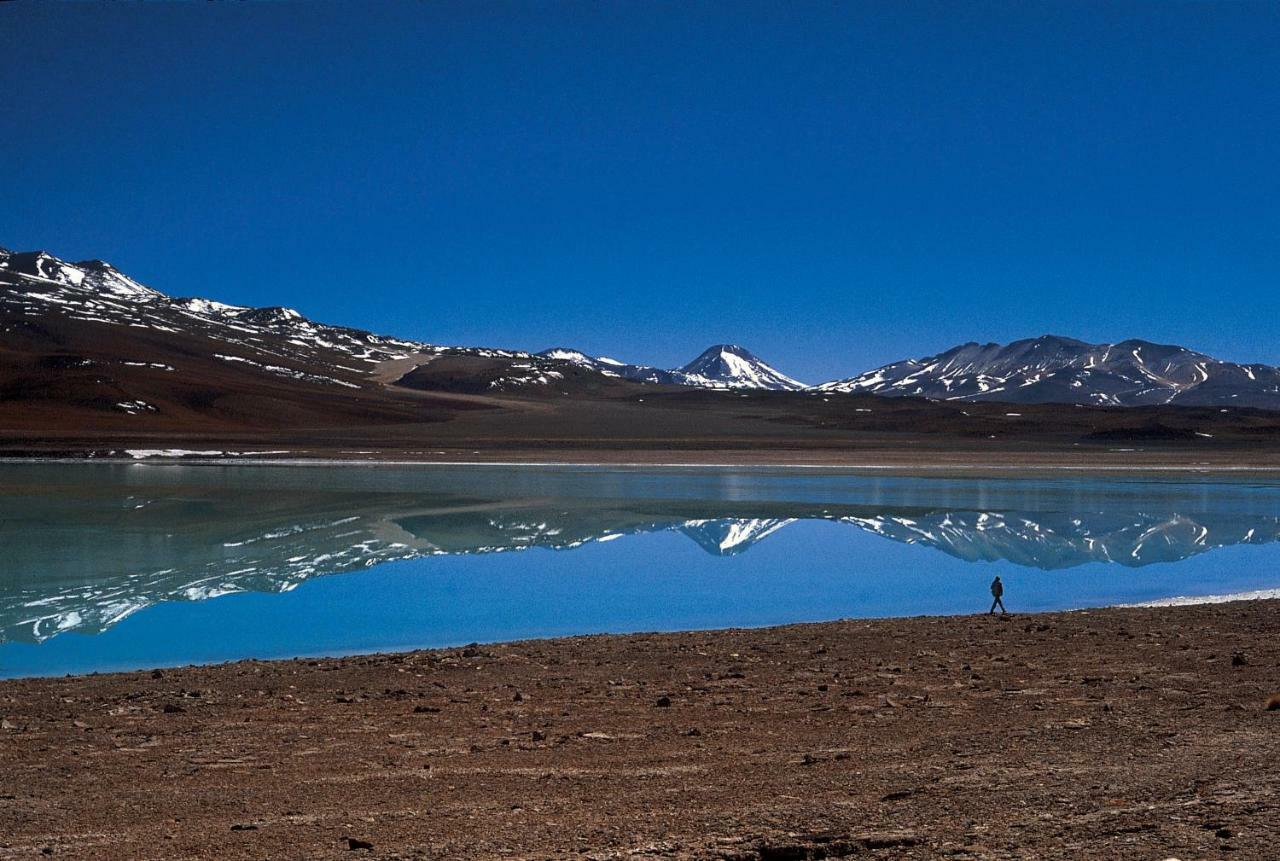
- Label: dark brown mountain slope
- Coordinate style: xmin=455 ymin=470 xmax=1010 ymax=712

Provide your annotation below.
xmin=4 ymin=247 xmax=1280 ymax=463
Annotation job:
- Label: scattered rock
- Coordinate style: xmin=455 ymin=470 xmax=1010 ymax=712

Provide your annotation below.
xmin=860 ymin=831 xmax=921 ymax=849
xmin=755 ymin=831 xmax=918 ymax=859
xmin=755 ymin=843 xmax=811 ymax=861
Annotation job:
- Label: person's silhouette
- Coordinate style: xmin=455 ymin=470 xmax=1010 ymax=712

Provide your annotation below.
xmin=989 ymin=576 xmax=1007 ymax=614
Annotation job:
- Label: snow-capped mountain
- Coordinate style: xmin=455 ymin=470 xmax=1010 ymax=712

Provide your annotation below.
xmin=0 ymin=247 xmax=431 ymax=374
xmin=6 ymin=245 xmax=1280 ymax=411
xmin=537 ymin=343 xmax=806 ymax=391
xmin=0 ymin=247 xmax=614 ymax=403
xmin=2 ymin=246 xmax=811 ymax=403
xmin=676 ymin=344 xmax=807 ymax=390
xmin=536 ymin=347 xmax=684 ymax=384
xmin=0 ymin=249 xmax=162 ymax=301
xmin=818 ymin=335 xmax=1280 ymax=409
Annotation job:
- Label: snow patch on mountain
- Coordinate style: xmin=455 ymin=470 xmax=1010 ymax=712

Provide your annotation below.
xmin=11 ymin=245 xmax=1278 ymax=408
xmin=0 ymin=247 xmax=431 ymax=379
xmin=676 ymin=344 xmax=807 ymax=391
xmin=536 ymin=343 xmax=807 ymax=391
xmin=817 ymin=335 xmax=1280 ymax=409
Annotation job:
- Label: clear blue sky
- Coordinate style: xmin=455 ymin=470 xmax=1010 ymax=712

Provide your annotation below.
xmin=3 ymin=1 xmax=1278 ymax=383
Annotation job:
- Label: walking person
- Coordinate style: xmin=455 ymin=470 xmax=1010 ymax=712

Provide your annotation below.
xmin=989 ymin=575 xmax=1007 ymax=615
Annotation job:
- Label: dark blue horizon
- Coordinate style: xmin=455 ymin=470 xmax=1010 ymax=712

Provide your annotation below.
xmin=4 ymin=1 xmax=1279 ymax=383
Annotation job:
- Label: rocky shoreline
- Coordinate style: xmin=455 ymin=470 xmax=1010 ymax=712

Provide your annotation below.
xmin=2 ymin=601 xmax=1278 ymax=859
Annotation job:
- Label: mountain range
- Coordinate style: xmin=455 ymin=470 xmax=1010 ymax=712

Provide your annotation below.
xmin=3 ymin=244 xmax=1280 ymax=438
xmin=0 ymin=247 xmax=801 ymax=400
xmin=537 ymin=344 xmax=806 ymax=391
xmin=818 ymin=336 xmax=1280 ymax=409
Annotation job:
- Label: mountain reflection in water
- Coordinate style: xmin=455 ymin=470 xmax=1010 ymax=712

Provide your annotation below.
xmin=2 ymin=463 xmax=1279 ymax=644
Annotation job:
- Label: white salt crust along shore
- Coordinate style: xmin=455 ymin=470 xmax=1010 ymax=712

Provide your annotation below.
xmin=8 ymin=455 xmax=1280 ymax=473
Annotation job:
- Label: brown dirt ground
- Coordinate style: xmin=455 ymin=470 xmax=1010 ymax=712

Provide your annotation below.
xmin=2 ymin=602 xmax=1279 ymax=860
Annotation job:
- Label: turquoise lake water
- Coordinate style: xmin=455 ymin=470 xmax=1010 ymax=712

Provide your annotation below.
xmin=1 ymin=462 xmax=1278 ymax=678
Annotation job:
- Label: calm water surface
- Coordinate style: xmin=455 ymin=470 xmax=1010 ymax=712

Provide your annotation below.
xmin=2 ymin=462 xmax=1279 ymax=678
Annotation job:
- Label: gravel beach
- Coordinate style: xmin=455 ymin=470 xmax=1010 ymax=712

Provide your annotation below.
xmin=1 ymin=601 xmax=1278 ymax=860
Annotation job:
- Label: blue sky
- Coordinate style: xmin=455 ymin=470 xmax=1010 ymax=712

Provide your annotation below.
xmin=3 ymin=1 xmax=1278 ymax=383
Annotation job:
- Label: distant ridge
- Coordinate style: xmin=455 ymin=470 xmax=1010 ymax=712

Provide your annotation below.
xmin=817 ymin=334 xmax=1280 ymax=409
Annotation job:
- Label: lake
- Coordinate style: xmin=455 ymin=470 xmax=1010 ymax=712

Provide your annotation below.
xmin=2 ymin=462 xmax=1278 ymax=678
